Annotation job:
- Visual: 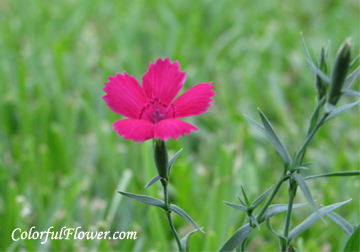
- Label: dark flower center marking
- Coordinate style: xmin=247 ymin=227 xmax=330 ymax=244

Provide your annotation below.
xmin=139 ymin=98 xmax=168 ymax=120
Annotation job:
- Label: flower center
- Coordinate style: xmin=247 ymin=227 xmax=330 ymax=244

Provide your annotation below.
xmin=153 ymin=109 xmax=164 ymax=124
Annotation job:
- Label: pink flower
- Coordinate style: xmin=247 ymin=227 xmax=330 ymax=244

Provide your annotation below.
xmin=103 ymin=58 xmax=215 ymax=142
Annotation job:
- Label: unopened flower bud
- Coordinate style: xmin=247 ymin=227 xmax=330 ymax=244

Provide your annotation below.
xmin=154 ymin=140 xmax=169 ymax=179
xmin=326 ymin=41 xmax=351 ymax=112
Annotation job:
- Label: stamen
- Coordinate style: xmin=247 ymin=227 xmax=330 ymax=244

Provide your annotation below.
xmin=153 ymin=109 xmax=164 ymax=123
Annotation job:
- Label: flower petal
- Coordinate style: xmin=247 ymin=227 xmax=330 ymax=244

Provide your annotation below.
xmin=103 ymin=72 xmax=149 ymax=119
xmin=113 ymin=119 xmax=154 ymax=142
xmin=165 ymin=82 xmax=215 ymax=119
xmin=154 ymin=119 xmax=197 ymax=141
xmin=142 ymin=58 xmax=186 ymax=111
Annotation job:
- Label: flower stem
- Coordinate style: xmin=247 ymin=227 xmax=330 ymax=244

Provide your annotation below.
xmin=256 ymin=176 xmax=287 ymax=223
xmin=162 ymin=182 xmax=183 ymax=251
xmin=154 ymin=140 xmax=183 ymax=252
xmin=283 ymin=193 xmax=294 ymax=238
xmin=297 ymin=113 xmax=328 ymax=165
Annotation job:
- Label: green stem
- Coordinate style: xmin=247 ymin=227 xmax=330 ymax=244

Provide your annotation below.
xmin=256 ymin=176 xmax=287 ymax=223
xmin=154 ymin=140 xmax=183 ymax=251
xmin=296 ymin=114 xmax=327 ymax=164
xmin=165 ymin=210 xmax=183 ymax=251
xmin=162 ymin=178 xmax=183 ymax=251
xmin=283 ymin=193 xmax=294 ymax=238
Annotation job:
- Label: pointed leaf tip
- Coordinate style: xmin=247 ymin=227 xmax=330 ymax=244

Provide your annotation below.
xmin=170 ymin=204 xmax=204 ymax=233
xmin=291 ymin=173 xmax=320 ymax=218
xmin=180 ymin=228 xmax=204 ymax=251
xmin=251 ymin=186 xmax=273 ymax=210
xmin=288 ymin=199 xmax=352 ymax=242
xmin=168 ymin=148 xmax=183 ymax=176
xmin=145 ymin=175 xmax=162 ymax=188
xmin=224 ymin=202 xmax=248 ymax=212
xmin=258 ymin=109 xmax=291 ymax=166
xmin=219 ymin=224 xmax=253 ymax=252
xmin=117 ymin=191 xmax=165 ymax=208
xmin=241 ymin=186 xmax=251 ymax=207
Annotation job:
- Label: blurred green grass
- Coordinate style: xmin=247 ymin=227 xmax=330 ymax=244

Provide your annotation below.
xmin=0 ymin=0 xmax=359 ymax=251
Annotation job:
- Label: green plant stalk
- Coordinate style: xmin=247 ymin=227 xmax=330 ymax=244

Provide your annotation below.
xmin=256 ymin=176 xmax=288 ymax=223
xmin=283 ymin=193 xmax=294 ymax=239
xmin=283 ymin=108 xmax=328 ymax=246
xmin=154 ymin=140 xmax=183 ymax=252
xmin=162 ymin=182 xmax=183 ymax=251
xmin=297 ymin=103 xmax=327 ymax=164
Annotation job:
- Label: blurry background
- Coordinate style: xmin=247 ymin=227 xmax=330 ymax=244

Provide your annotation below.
xmin=0 ymin=0 xmax=359 ymax=251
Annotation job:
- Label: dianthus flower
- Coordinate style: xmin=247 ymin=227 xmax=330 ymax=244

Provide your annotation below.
xmin=103 ymin=58 xmax=215 ymax=142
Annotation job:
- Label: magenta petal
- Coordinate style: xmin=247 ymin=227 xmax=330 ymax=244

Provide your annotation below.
xmin=113 ymin=119 xmax=154 ymax=142
xmin=142 ymin=58 xmax=186 ymax=107
xmin=165 ymin=82 xmax=215 ymax=119
xmin=154 ymin=119 xmax=197 ymax=141
xmin=103 ymin=72 xmax=149 ymax=119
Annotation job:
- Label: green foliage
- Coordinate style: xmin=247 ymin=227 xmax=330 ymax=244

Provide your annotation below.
xmin=343 ymin=225 xmax=360 ymax=252
xmin=0 ymin=0 xmax=359 ymax=251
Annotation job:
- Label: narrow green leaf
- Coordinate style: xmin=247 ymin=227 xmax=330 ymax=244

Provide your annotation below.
xmin=170 ymin=204 xmax=204 ymax=233
xmin=244 ymin=114 xmax=266 ymax=135
xmin=249 ymin=215 xmax=260 ymax=230
xmin=342 ymin=89 xmax=360 ymax=97
xmin=327 ymin=211 xmax=355 ymax=236
xmin=291 ymin=173 xmax=319 ymax=217
xmin=301 ymin=35 xmax=331 ymax=84
xmin=258 ymin=109 xmax=292 ymax=166
xmin=180 ymin=228 xmax=203 ymax=251
xmin=300 ymin=162 xmax=313 ymax=167
xmin=251 ymin=186 xmax=273 ymax=210
xmin=305 ymin=171 xmax=360 ymax=180
xmin=224 ymin=202 xmax=248 ymax=212
xmin=291 ymin=166 xmax=309 ymax=172
xmin=265 ymin=217 xmax=287 ymax=251
xmin=168 ymin=148 xmax=183 ymax=176
xmin=344 ymin=66 xmax=360 ymax=89
xmin=288 ymin=199 xmax=352 ymax=242
xmin=343 ymin=225 xmax=360 ymax=251
xmin=325 ymin=41 xmax=331 ymax=59
xmin=145 ymin=175 xmax=161 ymax=188
xmin=258 ymin=203 xmax=307 ymax=224
xmin=219 ymin=224 xmax=254 ymax=252
xmin=349 ymin=55 xmax=359 ymax=69
xmin=241 ymin=186 xmax=251 ymax=207
xmin=324 ymin=101 xmax=360 ymax=124
xmin=117 ymin=191 xmax=165 ymax=208
xmin=237 ymin=195 xmax=247 ymax=207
